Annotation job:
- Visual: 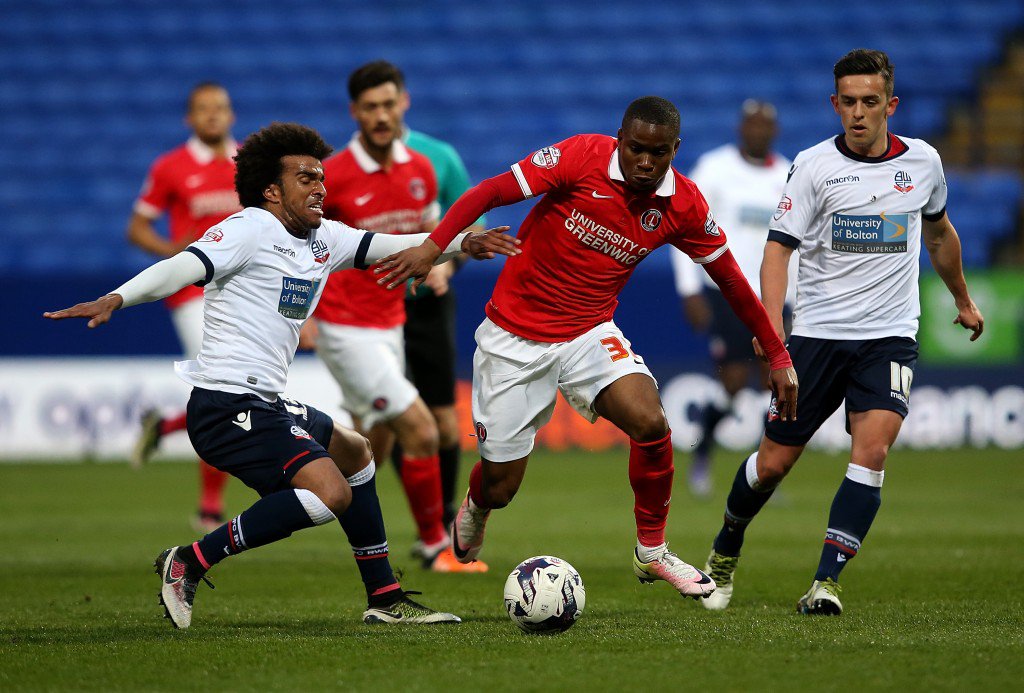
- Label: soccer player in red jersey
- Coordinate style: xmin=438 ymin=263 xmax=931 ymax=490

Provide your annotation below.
xmin=302 ymin=62 xmax=484 ymax=573
xmin=377 ymin=96 xmax=799 ymax=601
xmin=128 ymin=82 xmax=242 ymax=531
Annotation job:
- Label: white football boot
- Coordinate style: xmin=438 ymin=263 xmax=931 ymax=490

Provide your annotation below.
xmin=633 ymin=544 xmax=716 ymax=599
xmin=796 ymin=578 xmax=843 ymax=615
xmin=450 ymin=492 xmax=490 ymax=564
xmin=154 ymin=546 xmax=213 ymax=629
xmin=702 ymin=550 xmax=739 ymax=610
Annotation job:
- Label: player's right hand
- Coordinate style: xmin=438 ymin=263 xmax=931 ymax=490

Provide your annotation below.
xmin=376 ymin=240 xmax=444 ymax=290
xmin=768 ymin=365 xmax=799 ymax=422
xmin=43 ymin=293 xmax=124 ymax=328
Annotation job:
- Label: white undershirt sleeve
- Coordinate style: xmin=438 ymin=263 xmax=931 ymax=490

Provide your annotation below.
xmin=360 ymin=231 xmax=469 ymax=266
xmin=111 ymin=251 xmax=207 ymax=308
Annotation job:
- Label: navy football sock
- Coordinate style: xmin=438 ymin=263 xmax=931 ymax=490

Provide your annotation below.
xmin=336 ymin=461 xmax=399 ymax=599
xmin=189 ymin=489 xmax=316 ymax=570
xmin=695 ymin=403 xmax=729 ymax=457
xmin=439 ymin=443 xmax=461 ymax=525
xmin=815 ymin=464 xmax=883 ymax=582
xmin=713 ymin=453 xmax=776 ymax=556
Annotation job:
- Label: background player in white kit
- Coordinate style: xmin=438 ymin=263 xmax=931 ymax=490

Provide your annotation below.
xmin=701 ymin=49 xmax=985 ymax=615
xmin=671 ymin=100 xmax=796 ymax=497
xmin=44 ymin=122 xmax=519 ymax=629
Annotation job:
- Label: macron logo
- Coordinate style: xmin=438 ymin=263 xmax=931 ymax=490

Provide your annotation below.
xmin=232 ymin=411 xmax=252 ymax=432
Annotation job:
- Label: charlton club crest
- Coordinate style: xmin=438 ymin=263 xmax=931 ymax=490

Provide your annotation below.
xmin=640 ymin=209 xmax=662 ymax=232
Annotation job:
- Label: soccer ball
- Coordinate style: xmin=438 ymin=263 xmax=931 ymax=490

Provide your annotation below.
xmin=503 ymin=555 xmax=585 ymax=634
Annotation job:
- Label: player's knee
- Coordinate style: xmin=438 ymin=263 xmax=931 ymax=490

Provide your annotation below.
xmin=405 ymin=418 xmax=439 ymax=455
xmin=330 ymin=425 xmax=372 ymax=471
xmin=626 ymin=410 xmax=670 ymax=443
xmin=756 ymin=454 xmax=793 ymax=487
xmin=856 ymin=442 xmax=890 ymax=471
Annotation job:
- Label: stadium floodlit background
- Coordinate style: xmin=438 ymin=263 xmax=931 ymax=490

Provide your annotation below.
xmin=2 ymin=0 xmax=1022 ymax=457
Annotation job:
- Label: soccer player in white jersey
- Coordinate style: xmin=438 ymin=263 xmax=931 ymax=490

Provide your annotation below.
xmin=700 ymin=49 xmax=984 ymax=615
xmin=670 ymin=100 xmax=795 ymax=497
xmin=44 ymin=122 xmax=519 ymax=629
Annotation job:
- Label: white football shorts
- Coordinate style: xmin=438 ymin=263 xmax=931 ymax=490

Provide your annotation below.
xmin=314 ymin=321 xmax=419 ymax=429
xmin=472 ymin=318 xmax=655 ymax=462
xmin=170 ymin=297 xmax=205 ymax=359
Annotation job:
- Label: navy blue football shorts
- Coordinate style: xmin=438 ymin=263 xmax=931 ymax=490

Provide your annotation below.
xmin=186 ymin=387 xmax=335 ymax=497
xmin=764 ymin=335 xmax=918 ymax=447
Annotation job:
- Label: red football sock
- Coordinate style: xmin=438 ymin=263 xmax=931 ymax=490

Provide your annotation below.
xmin=400 ymin=454 xmax=446 ymax=546
xmin=628 ymin=431 xmax=674 ymax=547
xmin=159 ymin=412 xmax=188 ymax=436
xmin=468 ymin=460 xmax=488 ymax=509
xmin=198 ymin=459 xmax=228 ymax=517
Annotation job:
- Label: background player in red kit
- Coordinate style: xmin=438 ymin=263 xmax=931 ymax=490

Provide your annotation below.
xmin=377 ymin=96 xmax=799 ymax=601
xmin=304 ymin=62 xmax=483 ymax=572
xmin=129 ymin=82 xmax=241 ymax=531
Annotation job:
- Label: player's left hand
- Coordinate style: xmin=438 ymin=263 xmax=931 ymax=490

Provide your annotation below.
xmin=461 ymin=226 xmax=519 ymax=261
xmin=768 ymin=365 xmax=799 ymax=422
xmin=43 ymin=293 xmax=124 ymax=328
xmin=953 ymin=300 xmax=984 ymax=341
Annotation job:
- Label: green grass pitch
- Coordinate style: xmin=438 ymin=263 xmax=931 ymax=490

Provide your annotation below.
xmin=1 ymin=447 xmax=1022 ymax=691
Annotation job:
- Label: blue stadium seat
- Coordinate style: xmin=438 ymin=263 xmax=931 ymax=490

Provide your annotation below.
xmin=1 ymin=0 xmax=1021 ymax=274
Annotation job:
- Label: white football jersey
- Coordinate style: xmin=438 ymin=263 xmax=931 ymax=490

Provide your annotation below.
xmin=174 ymin=207 xmax=368 ymax=400
xmin=671 ymin=144 xmax=795 ymax=299
xmin=769 ymin=134 xmax=947 ymax=340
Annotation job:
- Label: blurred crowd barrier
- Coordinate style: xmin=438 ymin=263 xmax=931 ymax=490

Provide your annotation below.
xmin=1 ymin=357 xmax=1021 ymax=460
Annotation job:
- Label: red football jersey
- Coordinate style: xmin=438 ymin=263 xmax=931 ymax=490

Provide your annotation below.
xmin=490 ymin=134 xmax=729 ymax=341
xmin=135 ymin=137 xmax=241 ymax=308
xmin=316 ymin=137 xmax=439 ymax=329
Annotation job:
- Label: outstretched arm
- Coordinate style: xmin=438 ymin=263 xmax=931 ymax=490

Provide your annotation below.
xmin=43 ymin=251 xmax=206 ymax=328
xmin=374 ymin=171 xmax=525 ymax=288
xmin=922 ymin=213 xmax=983 ymax=341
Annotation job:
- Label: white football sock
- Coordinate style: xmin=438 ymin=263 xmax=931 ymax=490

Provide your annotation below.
xmin=636 ymin=541 xmax=667 ymax=563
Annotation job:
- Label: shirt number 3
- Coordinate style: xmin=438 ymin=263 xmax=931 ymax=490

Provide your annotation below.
xmin=600 ymin=336 xmax=631 ymax=362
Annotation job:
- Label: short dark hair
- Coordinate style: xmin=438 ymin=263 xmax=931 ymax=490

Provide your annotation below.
xmin=622 ymin=96 xmax=680 ymax=137
xmin=234 ymin=122 xmax=333 ymax=208
xmin=348 ymin=60 xmax=405 ymax=101
xmin=834 ymin=49 xmax=895 ymax=97
xmin=186 ymin=81 xmax=228 ymax=112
